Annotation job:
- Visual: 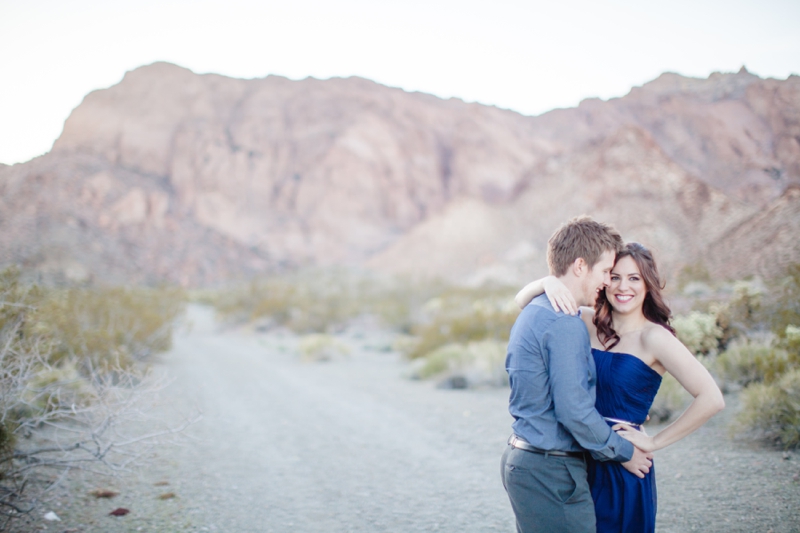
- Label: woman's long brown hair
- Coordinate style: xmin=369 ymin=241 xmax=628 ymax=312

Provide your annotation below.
xmin=593 ymin=242 xmax=676 ymax=349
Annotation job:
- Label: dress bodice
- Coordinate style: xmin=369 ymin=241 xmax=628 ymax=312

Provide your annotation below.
xmin=591 ymin=348 xmax=662 ymax=425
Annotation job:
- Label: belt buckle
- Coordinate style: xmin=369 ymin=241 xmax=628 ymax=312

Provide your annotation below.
xmin=509 ymin=435 xmax=525 ymax=450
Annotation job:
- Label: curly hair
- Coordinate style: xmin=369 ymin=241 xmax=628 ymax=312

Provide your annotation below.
xmin=593 ymin=242 xmax=676 ymax=349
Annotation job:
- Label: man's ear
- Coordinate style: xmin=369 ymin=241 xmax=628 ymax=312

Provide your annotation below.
xmin=572 ymin=257 xmax=587 ymax=277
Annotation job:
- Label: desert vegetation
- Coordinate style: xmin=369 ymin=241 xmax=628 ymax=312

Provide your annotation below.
xmin=0 ymin=268 xmax=186 ymax=528
xmin=652 ymin=265 xmax=800 ymax=448
xmin=209 ymin=268 xmax=439 ymax=334
xmin=213 ymin=263 xmax=800 ymax=449
xmin=209 ymin=273 xmax=519 ymax=388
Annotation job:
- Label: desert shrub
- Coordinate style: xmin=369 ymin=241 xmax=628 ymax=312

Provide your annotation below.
xmin=735 ymin=368 xmax=800 ymax=449
xmin=781 ymin=324 xmax=800 ymax=356
xmin=298 ymin=334 xmax=350 ymax=362
xmin=763 ymin=264 xmax=800 ymax=339
xmin=210 ymin=269 xmax=518 ymax=345
xmin=672 ymin=311 xmax=723 ymax=356
xmin=711 ymin=266 xmax=800 ymax=347
xmin=0 ymin=269 xmax=188 ymax=524
xmin=414 ymin=343 xmax=461 ymax=379
xmin=711 ymin=280 xmax=766 ymax=350
xmin=411 ymin=340 xmax=508 ymax=387
xmin=36 ymin=285 xmax=185 ymax=369
xmin=212 ymin=269 xmax=438 ymax=334
xmin=648 ymin=372 xmax=692 ymax=423
xmin=715 ymin=338 xmax=795 ymax=387
xmin=404 ymin=287 xmax=518 ymax=360
xmin=391 ymin=334 xmax=420 ymax=355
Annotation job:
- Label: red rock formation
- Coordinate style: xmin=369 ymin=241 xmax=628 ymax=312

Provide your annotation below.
xmin=0 ymin=62 xmax=797 ymax=285
xmin=706 ymin=185 xmax=800 ymax=280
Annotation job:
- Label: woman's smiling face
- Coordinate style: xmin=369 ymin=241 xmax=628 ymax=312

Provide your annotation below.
xmin=607 ymin=255 xmax=647 ymax=314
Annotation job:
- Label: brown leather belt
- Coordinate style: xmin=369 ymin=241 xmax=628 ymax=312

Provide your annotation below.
xmin=508 ymin=435 xmax=586 ymax=458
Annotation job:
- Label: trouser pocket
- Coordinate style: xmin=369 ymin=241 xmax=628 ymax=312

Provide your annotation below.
xmin=562 ymin=457 xmax=591 ymax=505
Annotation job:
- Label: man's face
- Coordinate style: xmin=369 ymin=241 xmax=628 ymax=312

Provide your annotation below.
xmin=580 ymin=250 xmax=615 ymax=306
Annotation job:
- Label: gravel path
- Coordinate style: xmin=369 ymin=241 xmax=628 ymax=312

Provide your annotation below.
xmin=27 ymin=306 xmax=800 ymax=532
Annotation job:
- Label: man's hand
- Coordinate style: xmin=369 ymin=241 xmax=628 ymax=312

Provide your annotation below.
xmin=621 ymin=447 xmax=653 ymax=478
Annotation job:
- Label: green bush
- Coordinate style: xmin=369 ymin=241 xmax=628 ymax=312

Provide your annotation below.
xmin=35 ymin=285 xmax=185 ymax=369
xmin=712 ymin=266 xmax=800 ymax=347
xmin=735 ymin=368 xmax=800 ymax=449
xmin=715 ymin=339 xmax=795 ymax=387
xmin=672 ymin=311 xmax=723 ymax=356
xmin=779 ymin=324 xmax=800 ymax=357
xmin=0 ymin=267 xmax=188 ymax=517
xmin=0 ymin=268 xmax=186 ymax=421
xmin=648 ymin=372 xmax=692 ymax=423
xmin=711 ymin=280 xmax=765 ymax=351
xmin=711 ymin=321 xmax=800 ymax=390
xmin=412 ymin=340 xmax=508 ymax=387
xmin=405 ymin=287 xmax=518 ymax=360
xmin=211 ymin=269 xmax=438 ymax=334
xmin=764 ymin=265 xmax=800 ymax=339
xmin=298 ymin=334 xmax=350 ymax=362
xmin=414 ymin=343 xmax=462 ymax=379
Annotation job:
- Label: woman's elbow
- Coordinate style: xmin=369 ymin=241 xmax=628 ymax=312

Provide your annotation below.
xmin=709 ymin=388 xmax=725 ymax=414
xmin=697 ymin=386 xmax=725 ymax=416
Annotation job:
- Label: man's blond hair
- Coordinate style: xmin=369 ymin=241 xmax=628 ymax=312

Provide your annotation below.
xmin=546 ymin=216 xmax=623 ymax=276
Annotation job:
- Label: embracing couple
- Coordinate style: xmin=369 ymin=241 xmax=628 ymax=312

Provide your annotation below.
xmin=501 ymin=216 xmax=725 ymax=533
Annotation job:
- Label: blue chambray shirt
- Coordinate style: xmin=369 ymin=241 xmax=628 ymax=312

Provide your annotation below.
xmin=506 ymin=294 xmax=633 ymax=462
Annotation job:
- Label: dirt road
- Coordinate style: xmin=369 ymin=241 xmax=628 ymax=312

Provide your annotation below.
xmin=37 ymin=307 xmax=800 ymax=532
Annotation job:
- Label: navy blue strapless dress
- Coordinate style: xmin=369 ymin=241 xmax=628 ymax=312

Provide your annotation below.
xmin=589 ymin=348 xmax=662 ymax=533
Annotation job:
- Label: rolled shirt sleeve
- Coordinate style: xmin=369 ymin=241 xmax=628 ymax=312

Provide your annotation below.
xmin=544 ymin=318 xmax=634 ymax=462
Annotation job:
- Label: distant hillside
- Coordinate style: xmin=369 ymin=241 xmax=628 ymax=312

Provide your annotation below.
xmin=0 ymin=63 xmax=797 ymax=285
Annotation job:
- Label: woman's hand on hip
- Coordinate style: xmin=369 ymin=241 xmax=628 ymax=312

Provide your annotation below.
xmin=613 ymin=422 xmax=657 ymax=453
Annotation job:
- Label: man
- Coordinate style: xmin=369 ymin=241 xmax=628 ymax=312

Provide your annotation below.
xmin=501 ymin=216 xmax=652 ymax=533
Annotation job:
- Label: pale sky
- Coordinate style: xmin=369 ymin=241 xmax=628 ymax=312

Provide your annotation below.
xmin=1 ymin=0 xmax=798 ymax=165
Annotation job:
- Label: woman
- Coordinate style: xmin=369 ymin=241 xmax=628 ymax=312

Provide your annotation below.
xmin=515 ymin=242 xmax=724 ymax=533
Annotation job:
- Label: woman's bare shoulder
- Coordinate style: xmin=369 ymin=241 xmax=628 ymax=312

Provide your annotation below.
xmin=641 ymin=323 xmax=682 ymax=352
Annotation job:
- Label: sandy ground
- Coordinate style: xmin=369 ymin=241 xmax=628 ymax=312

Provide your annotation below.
xmin=18 ymin=306 xmax=800 ymax=532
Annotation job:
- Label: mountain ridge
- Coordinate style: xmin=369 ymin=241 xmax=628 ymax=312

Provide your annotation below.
xmin=1 ymin=62 xmax=797 ymax=286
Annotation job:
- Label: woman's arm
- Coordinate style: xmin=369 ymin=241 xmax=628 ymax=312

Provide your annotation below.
xmin=515 ymin=276 xmax=578 ymax=315
xmin=614 ymin=328 xmax=725 ymax=452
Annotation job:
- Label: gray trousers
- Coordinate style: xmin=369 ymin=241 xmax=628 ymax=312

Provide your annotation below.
xmin=501 ymin=444 xmax=595 ymax=533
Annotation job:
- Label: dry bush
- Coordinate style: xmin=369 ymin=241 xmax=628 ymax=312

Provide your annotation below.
xmin=763 ymin=265 xmax=800 ymax=339
xmin=715 ymin=337 xmax=794 ymax=387
xmin=0 ymin=269 xmax=190 ymax=527
xmin=734 ymin=368 xmax=800 ymax=449
xmin=709 ymin=266 xmax=800 ymax=350
xmin=713 ymin=280 xmax=765 ymax=349
xmin=37 ymin=285 xmax=185 ymax=368
xmin=211 ymin=269 xmax=437 ymax=334
xmin=298 ymin=334 xmax=350 ymax=362
xmin=399 ymin=286 xmax=517 ymax=389
xmin=404 ymin=287 xmax=519 ymax=360
xmin=648 ymin=372 xmax=692 ymax=423
xmin=674 ymin=264 xmax=800 ymax=448
xmin=672 ymin=311 xmax=723 ymax=357
xmin=410 ymin=340 xmax=508 ymax=388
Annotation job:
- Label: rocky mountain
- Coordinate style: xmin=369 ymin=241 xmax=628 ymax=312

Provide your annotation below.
xmin=0 ymin=62 xmax=798 ymax=286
